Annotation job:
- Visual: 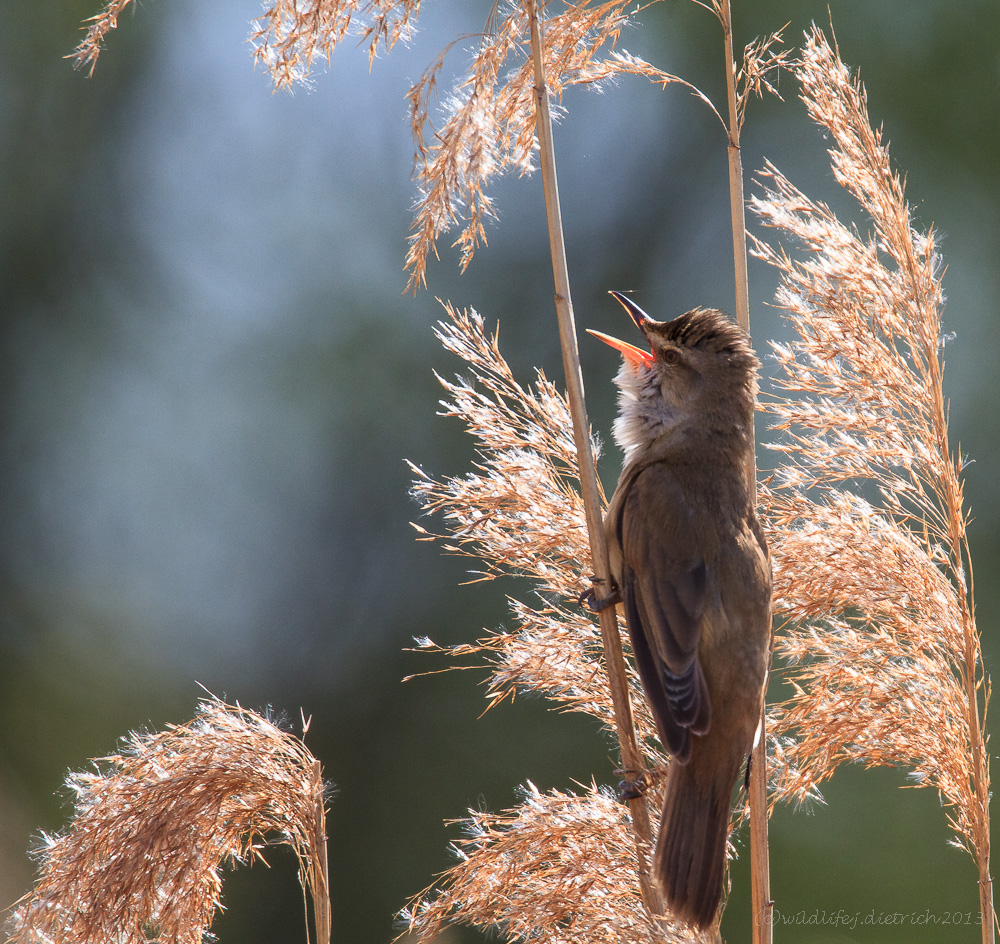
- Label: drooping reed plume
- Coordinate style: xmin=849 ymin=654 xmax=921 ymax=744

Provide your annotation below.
xmin=751 ymin=24 xmax=992 ymax=939
xmin=72 ymin=0 xmax=422 ymax=80
xmin=249 ymin=0 xmax=422 ymax=88
xmin=403 ymin=0 xmax=723 ymax=292
xmin=73 ymin=0 xmax=783 ymax=296
xmin=409 ymin=305 xmax=657 ymax=741
xmin=8 ymin=697 xmax=331 ymax=944
xmin=401 ymin=782 xmax=678 ymax=944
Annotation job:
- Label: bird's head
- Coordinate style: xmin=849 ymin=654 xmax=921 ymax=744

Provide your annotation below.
xmin=588 ymin=292 xmax=760 ymax=462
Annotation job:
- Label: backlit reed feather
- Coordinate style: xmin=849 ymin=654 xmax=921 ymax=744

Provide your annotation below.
xmin=249 ymin=0 xmax=422 ymax=88
xmin=73 ymin=0 xmax=786 ymax=296
xmin=72 ymin=0 xmax=421 ymax=82
xmin=408 ymin=303 xmax=660 ymax=747
xmin=403 ymin=0 xmax=714 ymax=291
xmin=750 ymin=24 xmax=991 ymax=929
xmin=401 ymin=782 xmax=696 ymax=944
xmin=8 ymin=697 xmax=330 ymax=944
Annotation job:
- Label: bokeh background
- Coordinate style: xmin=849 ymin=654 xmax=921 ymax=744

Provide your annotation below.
xmin=2 ymin=1 xmax=997 ymax=941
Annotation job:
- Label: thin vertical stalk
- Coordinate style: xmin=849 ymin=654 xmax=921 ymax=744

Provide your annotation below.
xmin=965 ymin=594 xmax=995 ymax=944
xmin=926 ymin=335 xmax=993 ymax=944
xmin=312 ymin=759 xmax=332 ymax=944
xmin=525 ymin=0 xmax=665 ymax=924
xmin=721 ymin=0 xmax=750 ymax=335
xmin=927 ymin=339 xmax=993 ymax=943
xmin=748 ymin=722 xmax=771 ymax=943
xmin=720 ymin=1 xmax=771 ymax=941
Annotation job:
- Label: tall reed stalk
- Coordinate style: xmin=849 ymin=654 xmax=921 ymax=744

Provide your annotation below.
xmin=525 ymin=0 xmax=666 ymax=923
xmin=717 ymin=3 xmax=776 ymax=937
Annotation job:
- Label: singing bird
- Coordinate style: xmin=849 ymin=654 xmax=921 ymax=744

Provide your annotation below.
xmin=587 ymin=292 xmax=772 ymax=929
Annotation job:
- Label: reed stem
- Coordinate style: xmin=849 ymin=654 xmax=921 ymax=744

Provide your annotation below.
xmin=719 ymin=2 xmax=771 ymax=941
xmin=312 ymin=759 xmax=332 ymax=944
xmin=525 ymin=0 xmax=665 ymax=923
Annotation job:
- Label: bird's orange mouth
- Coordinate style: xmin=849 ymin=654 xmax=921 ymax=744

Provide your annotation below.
xmin=587 ymin=291 xmax=655 ymax=367
xmin=586 ymin=329 xmax=654 ymax=367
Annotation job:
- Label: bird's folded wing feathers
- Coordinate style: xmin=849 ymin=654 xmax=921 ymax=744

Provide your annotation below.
xmin=619 ymin=464 xmax=712 ymax=752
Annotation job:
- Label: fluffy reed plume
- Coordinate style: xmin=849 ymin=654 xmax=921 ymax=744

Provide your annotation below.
xmin=404 ymin=1 xmax=691 ymax=290
xmin=8 ymin=697 xmax=330 ymax=944
xmin=408 ymin=303 xmax=660 ymax=747
xmin=401 ymin=782 xmax=690 ymax=944
xmin=72 ymin=0 xmax=421 ymax=82
xmin=249 ymin=0 xmax=422 ymax=88
xmin=405 ymin=2 xmax=788 ymax=291
xmin=750 ymin=24 xmax=992 ymax=928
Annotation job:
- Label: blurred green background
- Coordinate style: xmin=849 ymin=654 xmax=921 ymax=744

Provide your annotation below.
xmin=1 ymin=1 xmax=997 ymax=941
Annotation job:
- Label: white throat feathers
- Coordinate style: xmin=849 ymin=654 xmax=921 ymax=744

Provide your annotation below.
xmin=611 ymin=359 xmax=678 ymax=463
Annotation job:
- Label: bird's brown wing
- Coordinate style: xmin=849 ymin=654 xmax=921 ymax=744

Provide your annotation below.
xmin=617 ymin=462 xmax=711 ymax=763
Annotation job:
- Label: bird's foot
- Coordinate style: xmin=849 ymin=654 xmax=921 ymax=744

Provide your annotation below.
xmin=614 ymin=765 xmax=667 ymax=802
xmin=578 ymin=576 xmax=620 ymax=613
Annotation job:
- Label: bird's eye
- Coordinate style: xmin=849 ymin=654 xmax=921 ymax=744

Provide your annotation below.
xmin=662 ymin=348 xmax=679 ymax=365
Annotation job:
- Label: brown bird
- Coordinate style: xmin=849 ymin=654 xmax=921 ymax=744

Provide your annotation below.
xmin=587 ymin=292 xmax=772 ymax=930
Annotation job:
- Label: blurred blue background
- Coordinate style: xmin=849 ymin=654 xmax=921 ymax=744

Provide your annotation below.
xmin=1 ymin=1 xmax=997 ymax=941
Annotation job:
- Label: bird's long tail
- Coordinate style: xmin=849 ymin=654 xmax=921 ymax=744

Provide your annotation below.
xmin=654 ymin=761 xmax=731 ymax=930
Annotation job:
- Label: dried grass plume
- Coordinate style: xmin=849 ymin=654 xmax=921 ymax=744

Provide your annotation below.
xmin=72 ymin=0 xmax=422 ymax=82
xmin=408 ymin=303 xmax=660 ymax=746
xmin=752 ymin=23 xmax=992 ymax=937
xmin=8 ymin=696 xmax=331 ymax=944
xmin=404 ymin=2 xmax=788 ymax=290
xmin=401 ymin=781 xmax=701 ymax=944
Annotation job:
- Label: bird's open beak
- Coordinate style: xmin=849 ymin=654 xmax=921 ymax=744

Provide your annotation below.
xmin=586 ymin=291 xmax=655 ymax=367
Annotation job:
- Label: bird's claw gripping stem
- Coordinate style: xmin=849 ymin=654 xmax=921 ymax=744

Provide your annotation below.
xmin=615 ymin=765 xmax=666 ymax=803
xmin=578 ymin=576 xmax=621 ymax=613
